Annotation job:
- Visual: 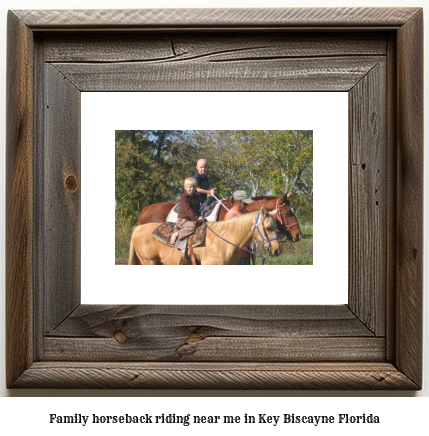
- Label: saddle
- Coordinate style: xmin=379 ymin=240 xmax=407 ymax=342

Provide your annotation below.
xmin=151 ymin=222 xmax=207 ymax=265
xmin=166 ymin=197 xmax=223 ymax=223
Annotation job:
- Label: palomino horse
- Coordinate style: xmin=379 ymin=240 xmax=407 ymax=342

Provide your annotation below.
xmin=137 ymin=192 xmax=302 ymax=242
xmin=129 ymin=207 xmax=280 ymax=265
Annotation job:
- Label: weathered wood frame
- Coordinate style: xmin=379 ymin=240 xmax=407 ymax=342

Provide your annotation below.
xmin=6 ymin=8 xmax=423 ymax=390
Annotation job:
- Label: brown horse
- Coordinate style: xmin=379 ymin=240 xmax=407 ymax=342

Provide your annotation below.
xmin=129 ymin=207 xmax=280 ymax=265
xmin=137 ymin=192 xmax=302 ymax=242
xmin=137 ymin=201 xmax=176 ymax=225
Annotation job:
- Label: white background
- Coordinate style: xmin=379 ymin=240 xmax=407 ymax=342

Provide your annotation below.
xmin=82 ymin=92 xmax=348 ymax=305
xmin=0 ymin=0 xmax=428 ymax=428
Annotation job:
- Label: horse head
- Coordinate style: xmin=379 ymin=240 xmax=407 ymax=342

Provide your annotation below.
xmin=254 ymin=207 xmax=281 ymax=257
xmin=275 ymin=192 xmax=302 ymax=242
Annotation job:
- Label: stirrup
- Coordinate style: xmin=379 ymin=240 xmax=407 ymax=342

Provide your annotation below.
xmin=180 ymin=249 xmax=188 ymax=265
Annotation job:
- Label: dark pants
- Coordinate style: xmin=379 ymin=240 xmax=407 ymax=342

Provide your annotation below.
xmin=238 ymin=256 xmax=250 ymax=265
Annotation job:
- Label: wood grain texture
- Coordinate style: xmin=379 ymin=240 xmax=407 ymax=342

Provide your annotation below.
xmin=384 ymin=33 xmax=399 ymax=364
xmin=48 ymin=305 xmax=374 ymax=338
xmin=52 ymin=56 xmax=384 ymax=92
xmin=348 ymin=62 xmax=386 ymax=335
xmin=42 ymin=33 xmax=388 ymax=62
xmin=44 ymin=305 xmax=380 ymax=362
xmin=11 ymin=362 xmax=418 ymax=390
xmin=14 ymin=8 xmax=420 ymax=29
xmin=42 ymin=64 xmax=81 ymax=333
xmin=6 ymin=7 xmax=423 ymax=390
xmin=45 ymin=34 xmax=387 ymax=92
xmin=5 ymin=11 xmax=34 ymax=388
xmin=44 ymin=337 xmax=385 ymax=362
xmin=395 ymin=9 xmax=424 ymax=388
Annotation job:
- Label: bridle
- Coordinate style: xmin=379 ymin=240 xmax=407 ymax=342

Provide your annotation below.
xmin=202 ymin=215 xmax=270 ymax=261
xmin=274 ymin=198 xmax=300 ymax=232
xmin=253 ymin=212 xmax=280 ymax=251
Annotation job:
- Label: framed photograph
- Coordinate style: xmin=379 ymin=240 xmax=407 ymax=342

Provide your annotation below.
xmin=85 ymin=93 xmax=347 ymax=305
xmin=6 ymin=7 xmax=423 ymax=389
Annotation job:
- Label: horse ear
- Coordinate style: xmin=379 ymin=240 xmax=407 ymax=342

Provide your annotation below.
xmin=279 ymin=192 xmax=288 ymax=204
xmin=269 ymin=209 xmax=278 ymax=216
xmin=260 ymin=206 xmax=267 ymax=218
xmin=287 ymin=193 xmax=292 ymax=201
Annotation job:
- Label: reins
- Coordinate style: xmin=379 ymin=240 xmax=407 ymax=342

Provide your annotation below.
xmin=198 ymin=197 xmax=297 ymax=264
xmin=209 ymin=193 xmax=230 ymax=212
xmin=202 ymin=217 xmax=269 ymax=260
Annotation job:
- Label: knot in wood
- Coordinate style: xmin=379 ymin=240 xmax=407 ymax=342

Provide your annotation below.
xmin=114 ymin=331 xmax=128 ymax=343
xmin=186 ymin=333 xmax=203 ymax=344
xmin=64 ymin=173 xmax=78 ymax=194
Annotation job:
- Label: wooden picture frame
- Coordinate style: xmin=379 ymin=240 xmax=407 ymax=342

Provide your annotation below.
xmin=6 ymin=7 xmax=423 ymax=389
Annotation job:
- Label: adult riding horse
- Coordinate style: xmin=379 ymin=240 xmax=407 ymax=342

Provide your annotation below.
xmin=129 ymin=207 xmax=280 ymax=265
xmin=137 ymin=192 xmax=302 ymax=242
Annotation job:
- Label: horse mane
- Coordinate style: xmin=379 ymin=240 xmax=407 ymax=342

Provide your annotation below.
xmin=209 ymin=210 xmax=258 ymax=240
xmin=251 ymin=195 xmax=278 ymax=201
xmin=209 ymin=210 xmax=277 ymax=244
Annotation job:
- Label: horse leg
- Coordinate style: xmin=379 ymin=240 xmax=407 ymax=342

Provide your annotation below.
xmin=137 ymin=255 xmax=159 ymax=265
xmin=138 ymin=240 xmax=162 ymax=265
xmin=129 ymin=226 xmax=160 ymax=265
xmin=128 ymin=238 xmax=139 ymax=265
xmin=158 ymin=245 xmax=184 ymax=265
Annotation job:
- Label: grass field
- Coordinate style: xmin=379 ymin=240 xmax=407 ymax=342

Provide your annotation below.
xmin=116 ymin=208 xmax=313 ymax=265
xmin=254 ymin=223 xmax=313 ymax=265
xmin=115 ymin=208 xmax=136 ymax=264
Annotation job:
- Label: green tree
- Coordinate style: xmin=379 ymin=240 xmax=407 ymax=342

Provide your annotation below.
xmin=115 ymin=130 xmax=200 ymax=219
xmin=115 ymin=130 xmax=313 ymax=220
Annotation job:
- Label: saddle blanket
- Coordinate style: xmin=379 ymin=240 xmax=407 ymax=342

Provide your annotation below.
xmin=166 ymin=199 xmax=223 ymax=223
xmin=151 ymin=222 xmax=207 ymax=248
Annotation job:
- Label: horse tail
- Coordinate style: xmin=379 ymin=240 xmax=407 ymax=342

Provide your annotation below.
xmin=128 ymin=232 xmax=138 ymax=265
